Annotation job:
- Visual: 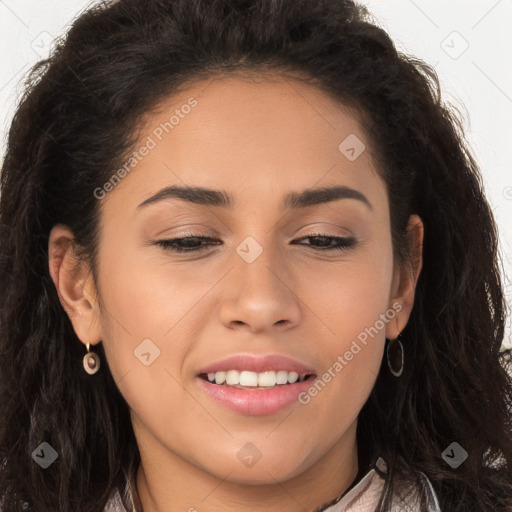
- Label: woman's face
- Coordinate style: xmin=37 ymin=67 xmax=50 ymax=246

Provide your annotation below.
xmin=51 ymin=73 xmax=422 ymax=489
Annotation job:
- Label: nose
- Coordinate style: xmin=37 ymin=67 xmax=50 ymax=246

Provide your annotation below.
xmin=219 ymin=240 xmax=302 ymax=334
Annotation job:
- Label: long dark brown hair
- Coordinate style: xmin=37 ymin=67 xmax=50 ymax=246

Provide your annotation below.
xmin=1 ymin=0 xmax=511 ymax=510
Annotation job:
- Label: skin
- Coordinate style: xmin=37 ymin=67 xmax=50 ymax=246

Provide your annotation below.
xmin=48 ymin=72 xmax=423 ymax=512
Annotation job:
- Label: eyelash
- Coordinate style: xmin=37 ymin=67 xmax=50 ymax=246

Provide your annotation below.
xmin=154 ymin=234 xmax=357 ymax=253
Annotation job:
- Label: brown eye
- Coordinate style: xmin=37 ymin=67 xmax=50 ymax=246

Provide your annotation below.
xmin=292 ymin=235 xmax=357 ymax=251
xmin=155 ymin=236 xmax=219 ymax=253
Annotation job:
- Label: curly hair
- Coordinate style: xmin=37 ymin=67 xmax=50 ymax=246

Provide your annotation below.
xmin=1 ymin=0 xmax=511 ymax=510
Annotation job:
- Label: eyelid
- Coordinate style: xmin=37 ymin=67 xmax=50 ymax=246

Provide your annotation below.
xmin=153 ymin=231 xmax=358 ymax=254
xmin=150 ymin=223 xmax=223 ymax=239
xmin=156 ymin=229 xmax=353 ymax=241
xmin=158 ymin=221 xmax=353 ymax=237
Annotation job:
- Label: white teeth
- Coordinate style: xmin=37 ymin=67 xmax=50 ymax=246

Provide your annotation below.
xmin=239 ymin=371 xmax=258 ymax=386
xmin=204 ymin=369 xmax=308 ymax=387
xmin=287 ymin=371 xmax=299 ymax=383
xmin=275 ymin=370 xmax=288 ymax=385
xmin=214 ymin=371 xmax=226 ymax=385
xmin=258 ymin=371 xmax=276 ymax=387
xmin=226 ymin=370 xmax=239 ymax=385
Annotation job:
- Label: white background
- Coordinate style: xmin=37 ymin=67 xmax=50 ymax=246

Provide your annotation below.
xmin=1 ymin=0 xmax=511 ymax=348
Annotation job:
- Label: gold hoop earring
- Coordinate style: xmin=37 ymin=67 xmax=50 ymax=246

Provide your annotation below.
xmin=83 ymin=342 xmax=100 ymax=375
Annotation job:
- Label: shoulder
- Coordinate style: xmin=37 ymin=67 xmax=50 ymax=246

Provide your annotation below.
xmin=323 ymin=457 xmax=442 ymax=512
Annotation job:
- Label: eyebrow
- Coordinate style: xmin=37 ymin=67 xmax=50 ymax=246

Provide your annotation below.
xmin=136 ymin=184 xmax=373 ymax=211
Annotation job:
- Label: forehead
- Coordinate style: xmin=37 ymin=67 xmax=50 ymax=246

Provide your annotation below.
xmin=98 ymin=71 xmax=386 ymax=218
xmin=143 ymin=71 xmax=367 ymax=159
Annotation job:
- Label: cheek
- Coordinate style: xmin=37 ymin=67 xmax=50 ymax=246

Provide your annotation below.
xmin=96 ymin=249 xmax=208 ymax=440
xmin=95 ymin=244 xmax=206 ymax=388
xmin=296 ymin=245 xmax=393 ymax=420
xmin=304 ymin=243 xmax=394 ymax=343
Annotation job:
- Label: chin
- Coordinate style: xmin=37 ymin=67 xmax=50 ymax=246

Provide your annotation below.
xmin=210 ymin=457 xmax=307 ymax=485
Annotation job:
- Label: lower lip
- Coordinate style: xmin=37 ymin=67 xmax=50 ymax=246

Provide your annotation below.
xmin=196 ymin=376 xmax=316 ymax=416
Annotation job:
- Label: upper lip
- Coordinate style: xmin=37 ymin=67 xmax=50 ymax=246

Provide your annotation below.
xmin=198 ymin=354 xmax=316 ymax=376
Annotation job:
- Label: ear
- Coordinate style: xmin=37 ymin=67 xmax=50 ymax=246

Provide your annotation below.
xmin=48 ymin=224 xmax=102 ymax=347
xmin=385 ymin=214 xmax=424 ymax=339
